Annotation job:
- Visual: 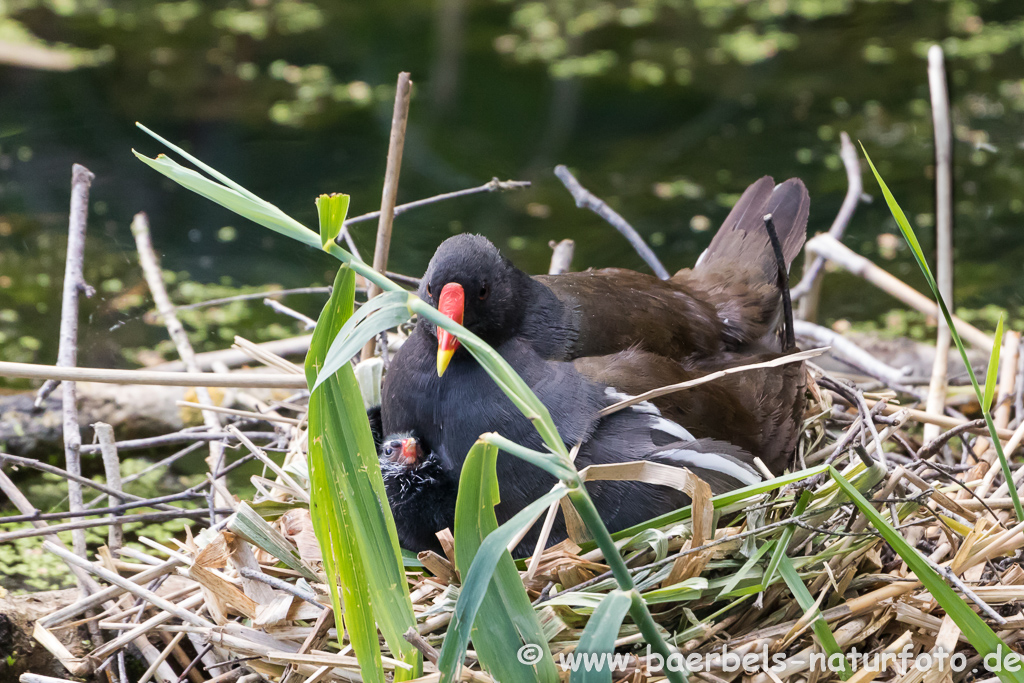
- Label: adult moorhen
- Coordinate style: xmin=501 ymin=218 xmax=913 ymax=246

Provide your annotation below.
xmin=423 ymin=176 xmax=809 ymax=375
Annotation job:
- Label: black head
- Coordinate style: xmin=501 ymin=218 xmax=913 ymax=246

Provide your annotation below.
xmin=418 ymin=234 xmax=531 ymax=348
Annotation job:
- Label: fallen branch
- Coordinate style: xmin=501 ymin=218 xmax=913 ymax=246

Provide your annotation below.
xmin=804 ymin=233 xmax=991 ymax=349
xmin=554 ymin=164 xmax=670 ymax=279
xmin=792 ymin=132 xmax=863 ymax=306
xmin=923 ymin=44 xmax=954 ymax=445
xmin=0 ymin=360 xmax=307 ymax=388
xmin=131 ymin=211 xmax=229 ymax=518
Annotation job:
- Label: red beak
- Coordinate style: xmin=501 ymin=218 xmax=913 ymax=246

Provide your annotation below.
xmin=400 ymin=438 xmax=420 ymax=465
xmin=436 ymin=282 xmax=464 ymax=377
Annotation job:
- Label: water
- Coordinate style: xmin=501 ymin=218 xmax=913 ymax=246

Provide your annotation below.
xmin=1 ymin=0 xmax=1023 ymax=378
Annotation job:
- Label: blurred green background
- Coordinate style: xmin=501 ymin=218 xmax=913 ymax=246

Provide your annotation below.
xmin=1 ymin=0 xmax=1023 ymax=375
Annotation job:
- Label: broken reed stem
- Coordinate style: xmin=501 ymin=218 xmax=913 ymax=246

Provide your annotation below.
xmin=548 ymin=238 xmax=575 ymax=274
xmin=362 ymin=71 xmax=413 ymax=361
xmin=94 ymin=422 xmax=124 ymax=552
xmin=554 ymin=164 xmax=670 ymax=280
xmin=0 ymin=467 xmax=101 ymax=593
xmin=793 ymin=131 xmax=863 ymax=316
xmin=131 ymin=211 xmax=230 ymax=516
xmin=34 ymin=164 xmax=96 ymax=406
xmin=237 ymin=567 xmax=324 ymax=608
xmin=47 ymin=164 xmax=97 ymax=584
xmin=924 ymin=45 xmax=954 ymax=445
xmin=138 ymin=632 xmax=186 ymax=683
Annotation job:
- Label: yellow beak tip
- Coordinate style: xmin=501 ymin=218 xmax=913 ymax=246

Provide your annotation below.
xmin=437 ymin=349 xmax=455 ymax=377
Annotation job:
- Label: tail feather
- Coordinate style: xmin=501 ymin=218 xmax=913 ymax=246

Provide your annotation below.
xmin=695 ymin=177 xmax=809 ymax=278
xmin=674 ymin=177 xmax=810 ymax=350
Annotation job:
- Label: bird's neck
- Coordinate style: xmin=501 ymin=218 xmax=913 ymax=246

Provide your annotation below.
xmin=519 ymin=277 xmax=577 ymax=360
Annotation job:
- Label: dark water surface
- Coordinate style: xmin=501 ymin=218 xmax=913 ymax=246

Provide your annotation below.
xmin=1 ymin=0 xmax=1023 ymax=375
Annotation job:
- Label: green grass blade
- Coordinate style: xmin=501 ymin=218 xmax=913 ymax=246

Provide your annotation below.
xmin=137 ymin=122 xmax=265 ymax=202
xmin=306 ymin=267 xmax=421 ymax=681
xmin=985 ymin=314 xmax=1005 ymax=411
xmin=638 ymin=577 xmax=706 ymax=604
xmin=438 ymin=484 xmax=567 ymax=683
xmin=776 ymin=554 xmax=851 ymax=680
xmin=308 ymin=442 xmax=383 ymax=681
xmin=451 ymin=441 xmax=559 ymax=683
xmin=570 ymin=590 xmax=633 ymax=683
xmin=830 ymin=466 xmax=1024 ymax=683
xmin=717 ymin=540 xmax=774 ymax=599
xmin=135 ymin=129 xmax=408 ymax=296
xmin=481 ymin=432 xmax=577 ymax=480
xmin=134 ymin=151 xmax=320 ymax=249
xmin=316 ymin=193 xmax=350 ymax=251
xmin=762 ymin=490 xmax=812 ymax=590
xmin=305 ymin=267 xmax=385 ymax=682
xmin=861 ymin=146 xmax=1023 ymax=522
xmin=312 ymin=297 xmax=413 ymax=392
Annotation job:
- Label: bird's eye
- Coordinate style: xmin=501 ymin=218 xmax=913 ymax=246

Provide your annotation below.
xmin=478 ymin=283 xmax=489 ymax=300
xmin=426 ymin=284 xmax=432 ymax=298
xmin=383 ymin=445 xmax=393 ymax=456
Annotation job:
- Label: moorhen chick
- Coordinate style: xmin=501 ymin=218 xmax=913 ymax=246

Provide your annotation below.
xmin=425 ymin=176 xmax=809 ymax=375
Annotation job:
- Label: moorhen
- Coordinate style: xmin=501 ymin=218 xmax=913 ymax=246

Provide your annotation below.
xmin=380 ymin=331 xmax=804 ymax=555
xmin=424 ymin=176 xmax=809 ymax=375
xmin=377 ymin=175 xmax=810 ymax=554
xmin=379 ymin=347 xmax=770 ymax=555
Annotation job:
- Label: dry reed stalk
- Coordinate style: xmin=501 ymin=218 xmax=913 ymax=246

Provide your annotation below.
xmin=362 ymin=71 xmax=413 ymax=360
xmin=923 ymin=45 xmax=954 ymax=445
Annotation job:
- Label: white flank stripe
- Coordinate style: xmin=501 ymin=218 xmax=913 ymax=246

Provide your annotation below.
xmin=659 ymin=448 xmax=762 ymax=487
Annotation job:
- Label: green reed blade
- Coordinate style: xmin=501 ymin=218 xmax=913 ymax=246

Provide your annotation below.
xmin=861 ymin=145 xmax=1022 ymax=522
xmin=450 ymin=441 xmax=559 ymax=683
xmin=831 ymin=466 xmax=1024 ymax=683
xmin=570 ymin=590 xmax=633 ymax=683
xmin=306 ymin=267 xmax=421 ymax=681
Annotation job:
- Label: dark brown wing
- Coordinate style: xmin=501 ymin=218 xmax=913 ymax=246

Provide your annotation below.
xmin=573 ymin=348 xmax=806 ymax=474
xmin=533 ymin=269 xmax=727 ymax=359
